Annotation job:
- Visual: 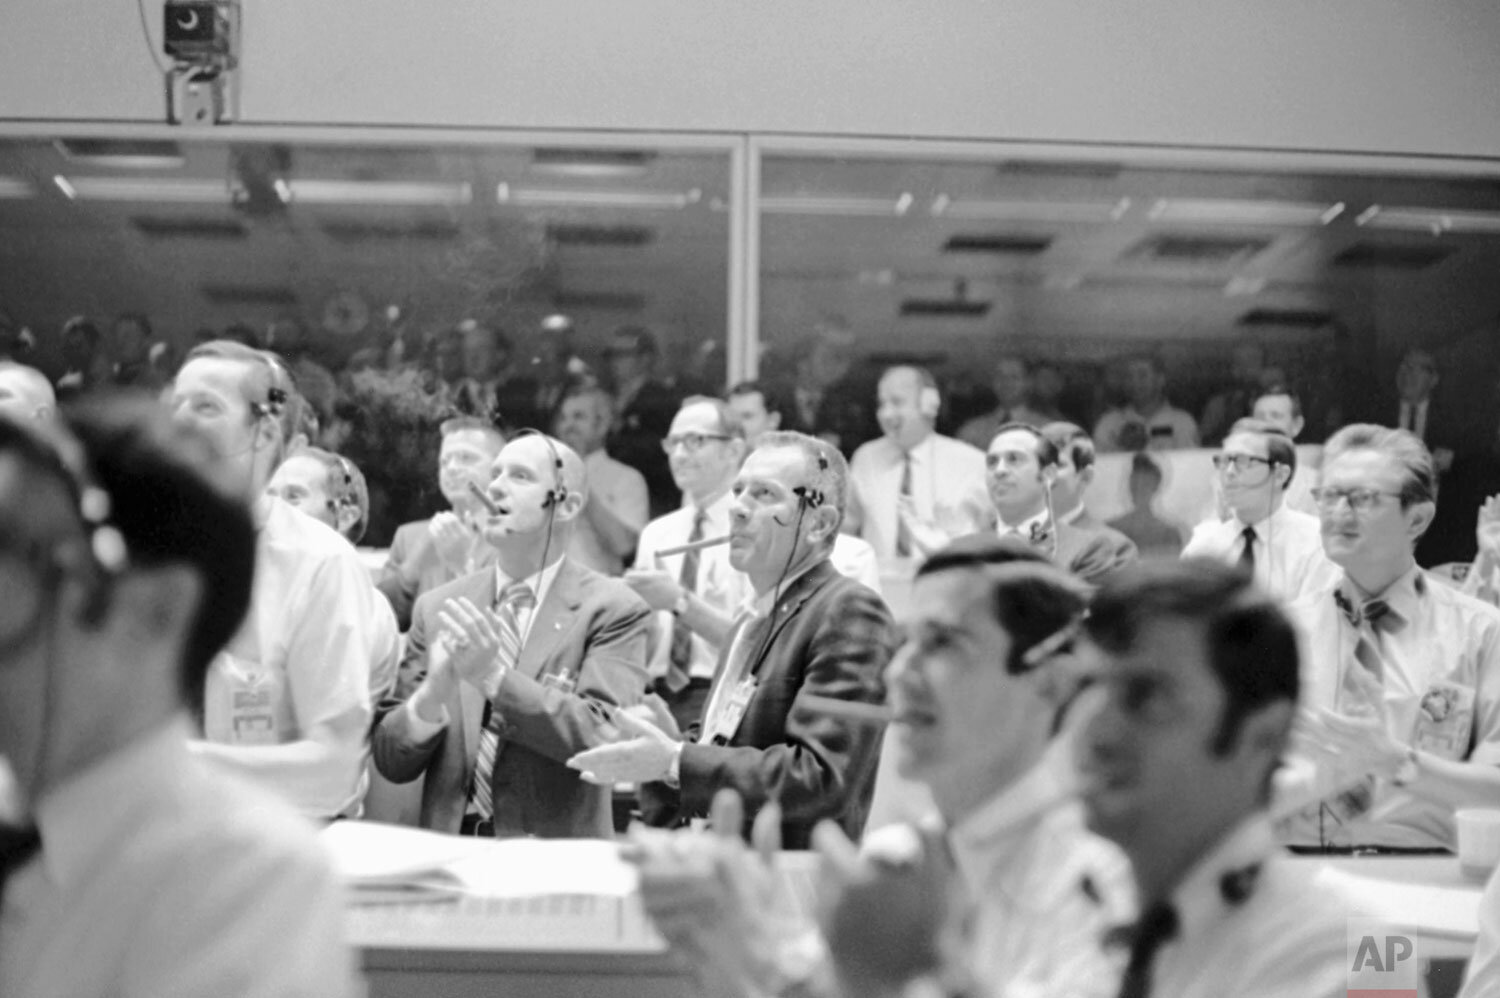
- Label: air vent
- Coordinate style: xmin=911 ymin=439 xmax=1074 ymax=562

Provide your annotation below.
xmin=546 ymin=224 xmax=654 ymax=248
xmin=56 ymin=138 xmax=184 ymax=167
xmin=942 ymin=234 xmax=1052 ymax=255
xmin=200 ymin=285 xmax=298 ymax=307
xmin=552 ymin=290 xmax=647 ymax=312
xmin=1126 ymin=234 xmax=1272 ymax=266
xmin=1333 ymin=243 xmax=1455 ymax=271
xmin=131 ymin=216 xmax=248 ymax=240
xmin=319 ymin=220 xmax=460 ymax=243
xmin=997 ymin=159 xmax=1123 ymax=180
xmin=899 ymin=299 xmax=992 ymax=318
xmin=1237 ymin=308 xmax=1336 ymax=329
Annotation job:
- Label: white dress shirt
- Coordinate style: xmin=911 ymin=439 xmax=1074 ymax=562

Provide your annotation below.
xmin=635 ymin=490 xmax=750 ymax=682
xmin=847 ymin=432 xmax=989 ymax=560
xmin=830 ymin=533 xmax=882 ymax=594
xmin=569 ymin=447 xmax=650 ymax=576
xmin=197 ymin=497 xmax=375 ymax=819
xmin=1181 ymin=504 xmax=1338 ymax=603
xmin=0 ymin=719 xmax=362 ymax=998
xmin=1284 ymin=567 xmax=1500 ymax=848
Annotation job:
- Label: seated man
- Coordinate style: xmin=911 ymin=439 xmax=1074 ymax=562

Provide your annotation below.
xmin=373 ymin=432 xmax=651 ymax=838
xmin=570 ymin=431 xmax=896 ymax=847
xmin=554 ymin=384 xmax=649 ymax=577
xmin=1282 ymin=424 xmax=1500 ymax=850
xmin=1181 ymin=418 xmax=1338 ymax=602
xmin=624 ymin=538 xmax=1133 ymax=998
xmin=1093 ymin=353 xmax=1199 ymax=453
xmin=0 ymin=361 xmax=55 ymax=423
xmin=378 ymin=416 xmax=503 ymax=630
xmin=0 ymin=398 xmax=359 ymax=998
xmin=1251 ymin=388 xmax=1320 ymax=515
xmin=1040 ymin=421 xmax=1139 ymax=567
xmin=169 ymin=341 xmax=376 ymax=819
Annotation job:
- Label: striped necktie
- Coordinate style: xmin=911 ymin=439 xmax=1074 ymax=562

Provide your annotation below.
xmin=1334 ymin=589 xmax=1391 ymax=698
xmin=469 ymin=581 xmax=537 ymax=823
xmin=895 ymin=453 xmax=914 ymax=557
xmin=666 ymin=507 xmax=706 ymax=693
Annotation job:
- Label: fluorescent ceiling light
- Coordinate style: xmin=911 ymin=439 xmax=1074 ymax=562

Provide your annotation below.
xmin=934 ymin=196 xmax=1130 ymax=224
xmin=1149 ymin=198 xmax=1344 ymax=227
xmin=289 ymin=179 xmax=473 ymax=206
xmin=760 ymin=195 xmax=912 ymax=217
xmin=529 ymin=149 xmax=653 ymax=178
xmin=1223 ymin=276 xmax=1268 ymax=297
xmin=1357 ymin=205 xmax=1500 ymax=235
xmin=54 ymin=138 xmax=185 ymax=169
xmin=0 ymin=176 xmax=34 ymax=199
xmin=61 ymin=176 xmax=227 ymax=203
xmin=497 ymin=183 xmax=700 ymax=210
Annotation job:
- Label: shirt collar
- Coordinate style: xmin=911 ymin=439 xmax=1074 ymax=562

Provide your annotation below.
xmin=997 ymin=509 xmax=1050 ymax=537
xmin=1166 ymin=812 xmax=1276 ymax=935
xmin=1059 ymin=503 xmax=1087 ymax=526
xmin=1341 ymin=563 xmax=1425 ymax=623
xmin=34 ymin=718 xmax=194 ymax=890
xmin=687 ymin=488 xmax=736 ymax=529
xmin=493 ymin=555 xmax=566 ymax=608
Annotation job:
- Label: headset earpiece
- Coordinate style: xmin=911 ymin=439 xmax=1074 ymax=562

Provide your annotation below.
xmin=919 ymin=386 xmax=941 ymax=419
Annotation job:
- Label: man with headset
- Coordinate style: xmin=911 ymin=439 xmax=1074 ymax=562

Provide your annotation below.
xmin=844 ymin=366 xmax=989 ymax=563
xmin=0 ymin=398 xmax=360 ymax=997
xmin=569 ymin=431 xmax=896 ymax=848
xmin=373 ymin=431 xmax=652 ymax=838
xmin=169 ymin=340 xmax=378 ymax=820
xmin=968 ymin=421 xmax=1134 ymax=585
xmin=1181 ymin=418 xmax=1337 ymax=602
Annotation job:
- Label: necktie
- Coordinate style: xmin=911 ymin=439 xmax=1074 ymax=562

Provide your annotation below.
xmin=895 ymin=453 xmax=914 ymax=557
xmin=700 ymin=611 xmax=767 ymax=745
xmin=1334 ymin=590 xmax=1391 ymax=684
xmin=1114 ymin=901 xmax=1179 ymax=998
xmin=666 ymin=508 xmax=706 ymax=693
xmin=0 ymin=823 xmax=40 ymax=904
xmin=1239 ymin=525 xmax=1257 ymax=574
xmin=469 ymin=581 xmax=537 ymax=823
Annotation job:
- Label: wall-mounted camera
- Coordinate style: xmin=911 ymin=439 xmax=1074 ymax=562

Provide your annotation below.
xmin=164 ymin=0 xmax=241 ymax=126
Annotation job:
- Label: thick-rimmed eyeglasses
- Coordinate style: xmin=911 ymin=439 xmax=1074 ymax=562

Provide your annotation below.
xmin=1211 ymin=453 xmax=1273 ymax=475
xmin=1310 ymin=487 xmax=1404 ymax=512
xmin=662 ymin=433 xmax=730 ymax=455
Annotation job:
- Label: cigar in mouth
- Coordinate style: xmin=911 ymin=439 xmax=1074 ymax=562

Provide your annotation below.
xmin=654 ymin=535 xmax=730 ymax=559
xmin=797 ymin=694 xmax=893 ymax=725
xmin=467 ymin=481 xmax=501 ymax=516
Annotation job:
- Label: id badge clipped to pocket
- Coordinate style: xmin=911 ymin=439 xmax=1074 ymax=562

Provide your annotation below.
xmin=1411 ymin=680 xmax=1475 ymax=760
xmin=707 ymin=676 xmax=758 ymax=745
xmin=220 ymin=654 xmax=281 ymax=746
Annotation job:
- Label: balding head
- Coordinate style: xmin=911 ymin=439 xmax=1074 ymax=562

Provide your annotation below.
xmin=0 ymin=362 xmax=56 ymax=422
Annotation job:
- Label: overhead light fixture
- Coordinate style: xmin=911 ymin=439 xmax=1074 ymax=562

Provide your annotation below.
xmin=1356 ymin=205 xmax=1500 ymax=235
xmin=530 ymin=148 xmax=654 ymax=177
xmin=56 ymin=176 xmax=227 ymax=203
xmin=933 ymin=196 xmax=1130 ymax=224
xmin=759 ymin=194 xmax=913 ymax=217
xmin=289 ymin=179 xmax=473 ymax=206
xmin=0 ymin=176 xmax=34 ymax=199
xmin=54 ymin=138 xmax=185 ymax=169
xmin=1223 ymin=275 xmax=1268 ymax=297
xmin=497 ymin=183 xmax=700 ymax=210
xmin=1148 ymin=198 xmax=1344 ymax=227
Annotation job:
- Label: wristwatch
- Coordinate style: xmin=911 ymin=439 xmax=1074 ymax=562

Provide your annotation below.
xmin=671 ymin=591 xmax=690 ymax=616
xmin=1391 ymin=746 xmax=1420 ymax=788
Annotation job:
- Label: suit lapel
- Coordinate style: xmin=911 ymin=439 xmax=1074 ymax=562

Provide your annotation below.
xmin=746 ymin=561 xmax=834 ymax=679
xmin=514 ymin=559 xmax=584 ymax=681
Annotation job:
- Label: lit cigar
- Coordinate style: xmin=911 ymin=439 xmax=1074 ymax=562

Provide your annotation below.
xmin=466 ymin=480 xmax=501 ymax=516
xmin=797 ymin=694 xmax=893 ymax=725
xmin=654 ymin=535 xmax=730 ymax=559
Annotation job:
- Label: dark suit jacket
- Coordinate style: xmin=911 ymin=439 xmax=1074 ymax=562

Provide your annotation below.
xmin=1065 ymin=510 xmax=1140 ymax=577
xmin=372 ymin=557 xmax=650 ymax=838
xmin=957 ymin=521 xmax=1132 ymax=586
xmin=608 ymin=378 xmax=681 ymax=519
xmin=640 ymin=559 xmax=896 ymax=848
xmin=376 ymin=518 xmax=496 ymax=631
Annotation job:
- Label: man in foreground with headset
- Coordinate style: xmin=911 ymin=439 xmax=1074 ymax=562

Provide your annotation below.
xmin=0 ymin=399 xmax=360 ymax=997
xmin=373 ymin=431 xmax=651 ymax=838
xmin=569 ymin=431 xmax=895 ymax=848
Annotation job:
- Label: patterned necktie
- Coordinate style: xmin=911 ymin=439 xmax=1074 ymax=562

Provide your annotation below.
xmin=1239 ymin=525 xmax=1257 ymax=574
xmin=469 ymin=581 xmax=537 ymax=823
xmin=666 ymin=508 xmax=706 ymax=693
xmin=1333 ymin=590 xmax=1391 ymax=684
xmin=1114 ymin=901 xmax=1179 ymax=998
xmin=0 ymin=823 xmax=40 ymax=904
xmin=895 ymin=453 xmax=914 ymax=557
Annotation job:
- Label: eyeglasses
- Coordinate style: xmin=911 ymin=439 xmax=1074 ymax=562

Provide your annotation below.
xmin=662 ymin=433 xmax=731 ymax=454
xmin=1310 ymin=487 xmax=1404 ymax=512
xmin=1210 ymin=453 xmax=1273 ymax=474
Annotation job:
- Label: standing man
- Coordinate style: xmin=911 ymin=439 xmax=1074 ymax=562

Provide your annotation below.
xmin=1093 ymin=354 xmax=1199 ymax=453
xmin=0 ymin=398 xmax=360 ymax=997
xmin=605 ymin=326 xmax=680 ymax=517
xmin=373 ymin=433 xmax=650 ymax=838
xmin=956 ymin=353 xmax=1050 ymax=449
xmin=570 ymin=431 xmax=896 ymax=847
xmin=626 ymin=396 xmax=750 ymax=728
xmin=554 ymin=383 xmax=649 ymax=577
xmin=377 ymin=416 xmax=503 ymax=630
xmin=1075 ymin=559 xmax=1355 ymax=997
xmin=845 ymin=366 xmax=989 ymax=563
xmin=1181 ymin=419 xmax=1338 ymax=602
xmin=1282 ymin=424 xmax=1500 ymax=850
xmin=972 ymin=422 xmax=1135 ymax=585
xmin=169 ymin=341 xmax=376 ymax=819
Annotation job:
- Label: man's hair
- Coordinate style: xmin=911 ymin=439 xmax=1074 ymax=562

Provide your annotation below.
xmin=63 ymin=396 xmax=256 ymax=706
xmin=679 ymin=395 xmax=744 ymax=439
xmin=610 ymin=325 xmax=659 ymax=358
xmin=755 ymin=430 xmax=848 ymax=527
xmin=458 ymin=318 xmax=511 ymax=356
xmin=283 ymin=387 xmax=319 ymax=448
xmin=114 ymin=312 xmax=153 ymax=340
xmin=1253 ymin=388 xmax=1303 ymax=420
xmin=993 ymin=421 xmax=1060 ymax=470
xmin=728 ymin=380 xmax=790 ymax=421
xmin=1128 ymin=352 xmax=1166 ymax=376
xmin=61 ymin=316 xmax=102 ymax=348
xmin=880 ymin=364 xmax=938 ymax=393
xmin=1323 ymin=423 xmax=1437 ymax=508
xmin=439 ymin=415 xmax=505 ymax=448
xmin=919 ymin=536 xmax=1084 ymax=676
xmin=1086 ymin=559 xmax=1299 ymax=763
xmin=559 ymin=383 xmax=615 ymax=427
xmin=1226 ymin=417 xmax=1297 ymax=489
xmin=1040 ymin=421 xmax=1095 ymax=473
xmin=290 ymin=446 xmax=370 ymax=543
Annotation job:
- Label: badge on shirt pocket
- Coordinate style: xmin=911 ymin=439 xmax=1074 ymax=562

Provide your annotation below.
xmin=707 ymin=677 xmax=757 ymax=745
xmin=219 ymin=653 xmax=281 ymax=746
xmin=1410 ymin=680 xmax=1475 ymax=760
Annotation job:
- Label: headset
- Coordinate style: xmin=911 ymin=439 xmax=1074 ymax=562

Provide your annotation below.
xmin=918 ymin=386 xmax=941 ymax=420
xmin=749 ymin=447 xmax=833 ymax=676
